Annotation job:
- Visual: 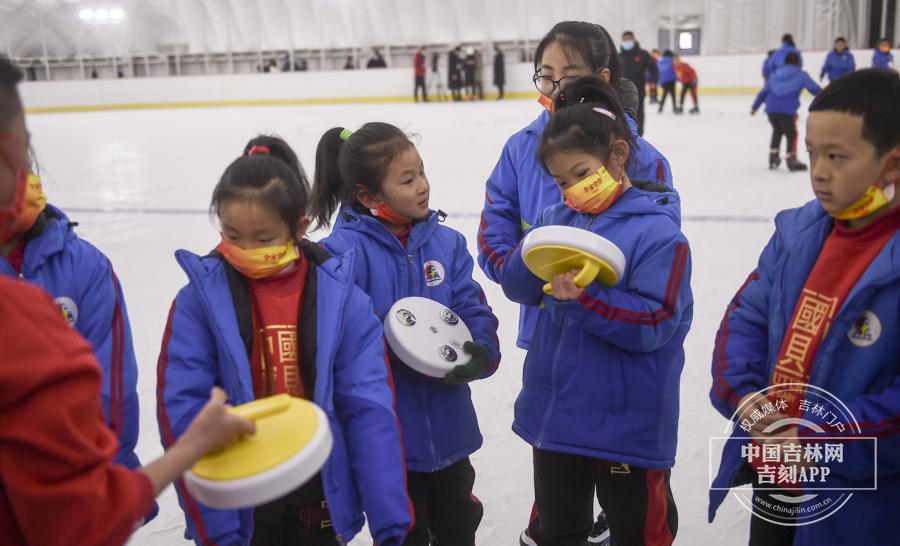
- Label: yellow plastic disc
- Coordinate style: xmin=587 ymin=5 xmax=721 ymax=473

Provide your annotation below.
xmin=524 ymin=245 xmax=620 ymax=287
xmin=192 ymin=394 xmax=321 ymax=481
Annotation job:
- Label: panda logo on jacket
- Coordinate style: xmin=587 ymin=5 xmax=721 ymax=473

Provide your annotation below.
xmin=847 ymin=310 xmax=881 ymax=348
xmin=424 ymin=260 xmax=445 ymax=287
xmin=54 ymin=296 xmax=78 ymax=327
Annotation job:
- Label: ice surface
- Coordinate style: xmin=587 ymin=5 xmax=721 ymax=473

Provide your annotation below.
xmin=24 ymin=93 xmax=820 ymax=545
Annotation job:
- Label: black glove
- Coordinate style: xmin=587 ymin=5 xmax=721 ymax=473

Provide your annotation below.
xmin=443 ymin=341 xmax=490 ymax=385
xmin=617 ymin=78 xmax=640 ymax=120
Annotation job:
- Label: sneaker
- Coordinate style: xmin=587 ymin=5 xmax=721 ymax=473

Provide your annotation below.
xmin=586 ymin=512 xmax=610 ymax=545
xmin=689 ymin=106 xmax=699 ymax=114
xmin=786 ymin=156 xmax=808 ymax=171
xmin=520 ymin=528 xmax=538 ymax=546
xmin=769 ymin=152 xmax=781 ymax=170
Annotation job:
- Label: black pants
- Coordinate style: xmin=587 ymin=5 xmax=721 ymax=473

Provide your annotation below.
xmin=415 ymin=76 xmax=428 ymax=102
xmin=767 ymin=113 xmax=797 ymax=155
xmin=403 ymin=457 xmax=483 ymax=546
xmin=749 ymin=478 xmax=797 ymax=546
xmin=496 ymin=84 xmax=504 ymax=99
xmin=658 ymin=81 xmax=677 ymax=112
xmin=636 ymin=87 xmax=646 ymax=135
xmin=679 ymin=83 xmax=697 ymax=108
xmin=527 ymin=448 xmax=677 ymax=546
xmin=251 ymin=475 xmax=336 ymax=546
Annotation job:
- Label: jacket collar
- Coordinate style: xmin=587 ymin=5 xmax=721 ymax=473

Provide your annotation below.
xmin=332 ymin=204 xmax=443 ymax=253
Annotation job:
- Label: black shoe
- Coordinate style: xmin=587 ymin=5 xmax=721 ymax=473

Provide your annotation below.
xmin=675 ymin=107 xmax=684 ymax=114
xmin=586 ymin=512 xmax=610 ymax=545
xmin=689 ymin=106 xmax=699 ymax=114
xmin=769 ymin=152 xmax=781 ymax=170
xmin=786 ymin=156 xmax=808 ymax=171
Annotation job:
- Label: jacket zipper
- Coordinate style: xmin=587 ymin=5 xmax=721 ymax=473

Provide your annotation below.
xmin=535 ymin=327 xmax=566 ymax=447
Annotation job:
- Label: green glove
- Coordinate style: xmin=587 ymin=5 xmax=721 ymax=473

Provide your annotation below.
xmin=443 ymin=341 xmax=490 ymax=385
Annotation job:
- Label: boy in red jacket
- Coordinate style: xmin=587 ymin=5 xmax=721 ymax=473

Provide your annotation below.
xmin=674 ymin=55 xmax=699 ymax=114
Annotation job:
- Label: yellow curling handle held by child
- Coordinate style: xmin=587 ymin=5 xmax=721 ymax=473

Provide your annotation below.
xmin=521 ymin=225 xmax=627 ymax=295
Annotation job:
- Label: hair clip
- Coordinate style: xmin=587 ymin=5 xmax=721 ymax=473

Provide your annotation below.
xmin=592 ymin=107 xmax=617 ymax=120
xmin=247 ymin=145 xmax=270 ymax=156
xmin=339 ymin=128 xmax=353 ymax=142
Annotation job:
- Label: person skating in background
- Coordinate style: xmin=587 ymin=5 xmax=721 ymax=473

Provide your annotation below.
xmin=649 ymin=48 xmax=661 ymax=103
xmin=819 ymin=36 xmax=856 ymax=82
xmin=493 ymin=45 xmax=506 ymax=99
xmin=413 ymin=46 xmax=428 ymax=103
xmin=674 ymin=54 xmax=699 ymax=114
xmin=620 ymin=30 xmax=659 ymax=134
xmin=751 ymin=52 xmax=821 ymax=171
xmin=763 ymin=33 xmax=802 ymax=80
xmin=872 ymin=38 xmax=895 ymax=69
xmin=657 ymin=50 xmax=679 ymax=114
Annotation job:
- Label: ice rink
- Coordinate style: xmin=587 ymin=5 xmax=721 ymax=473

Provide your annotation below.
xmin=25 ymin=92 xmax=820 ymax=545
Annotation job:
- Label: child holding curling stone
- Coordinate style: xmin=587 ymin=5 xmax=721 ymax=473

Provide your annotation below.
xmin=500 ymin=76 xmax=692 ymax=546
xmin=311 ymin=122 xmax=501 ymax=546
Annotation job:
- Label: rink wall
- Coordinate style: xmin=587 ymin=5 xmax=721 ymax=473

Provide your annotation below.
xmin=21 ymin=50 xmax=868 ymax=113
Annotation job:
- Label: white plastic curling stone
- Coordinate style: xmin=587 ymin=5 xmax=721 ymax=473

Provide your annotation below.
xmin=521 ymin=225 xmax=626 ymax=294
xmin=184 ymin=394 xmax=332 ymax=509
xmin=383 ymin=296 xmax=473 ymax=378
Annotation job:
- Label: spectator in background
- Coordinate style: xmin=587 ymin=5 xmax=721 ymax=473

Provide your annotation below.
xmin=367 ymin=48 xmax=387 ymax=68
xmin=474 ymin=48 xmax=485 ymax=100
xmin=657 ymin=49 xmax=679 ymax=113
xmin=448 ymin=46 xmax=463 ymax=101
xmin=493 ymin=45 xmax=505 ymax=99
xmin=281 ymin=54 xmax=292 ymax=72
xmin=763 ymin=33 xmax=802 ymax=80
xmin=619 ymin=31 xmax=659 ymax=134
xmin=820 ymin=37 xmax=856 ymax=81
xmin=414 ymin=46 xmax=428 ymax=102
xmin=344 ymin=56 xmax=355 ymax=70
xmin=674 ymin=54 xmax=699 ymax=114
xmin=464 ymin=47 xmax=477 ymax=99
xmin=297 ymin=58 xmax=308 ymax=71
xmin=873 ymin=38 xmax=895 ymax=69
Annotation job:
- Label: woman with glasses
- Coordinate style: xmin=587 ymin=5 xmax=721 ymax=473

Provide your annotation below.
xmin=474 ymin=21 xmax=677 ymax=546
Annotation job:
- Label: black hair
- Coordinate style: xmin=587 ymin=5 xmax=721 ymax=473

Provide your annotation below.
xmin=809 ymin=68 xmax=900 ymax=157
xmin=622 ymin=31 xmax=635 ymax=38
xmin=0 ymin=57 xmax=23 ymax=128
xmin=539 ymin=76 xmax=635 ymax=170
xmin=785 ymin=52 xmax=800 ymax=66
xmin=211 ymin=135 xmax=310 ymax=239
xmin=311 ymin=122 xmax=413 ymax=229
xmin=533 ymin=21 xmax=621 ymax=85
xmin=782 ymin=33 xmax=795 ymax=46
xmin=834 ymin=37 xmax=846 ymax=43
xmin=663 ymin=49 xmax=674 ymax=57
xmin=876 ymin=37 xmax=891 ymax=46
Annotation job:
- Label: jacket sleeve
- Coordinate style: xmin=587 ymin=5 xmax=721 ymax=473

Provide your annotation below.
xmin=545 ymin=232 xmax=691 ymax=353
xmin=803 ymin=72 xmax=822 ymax=96
xmin=156 ymin=289 xmax=248 ymax=546
xmin=849 ymin=52 xmax=856 ymax=71
xmin=762 ymin=58 xmax=772 ymax=79
xmin=752 ymin=83 xmax=769 ymax=111
xmin=820 ymin=55 xmax=829 ymax=79
xmin=0 ymin=283 xmax=155 ymax=546
xmin=708 ymin=233 xmax=781 ymax=419
xmin=477 ymin=137 xmax=523 ymax=284
xmin=449 ymin=232 xmax=501 ymax=377
xmin=646 ymin=51 xmax=660 ymax=82
xmin=332 ymin=286 xmax=411 ymax=546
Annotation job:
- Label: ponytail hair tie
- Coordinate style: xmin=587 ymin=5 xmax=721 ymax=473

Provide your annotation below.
xmin=592 ymin=107 xmax=617 ymax=120
xmin=339 ymin=128 xmax=353 ymax=142
xmin=247 ymin=145 xmax=270 ymax=156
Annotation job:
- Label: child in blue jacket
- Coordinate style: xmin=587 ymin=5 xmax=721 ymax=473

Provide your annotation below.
xmin=709 ymin=69 xmax=900 ymax=546
xmin=656 ymin=49 xmax=679 ymax=113
xmin=752 ymin=52 xmax=822 ymax=171
xmin=503 ymin=77 xmax=692 ymax=546
xmin=819 ymin=37 xmax=856 ymax=82
xmin=763 ymin=34 xmax=803 ymax=80
xmin=311 ymin=122 xmax=500 ymax=546
xmin=156 ymin=135 xmax=411 ymax=546
xmin=872 ymin=38 xmax=894 ymax=69
xmin=0 ymin=171 xmax=155 ymax=522
xmin=478 ymin=21 xmax=675 ymax=352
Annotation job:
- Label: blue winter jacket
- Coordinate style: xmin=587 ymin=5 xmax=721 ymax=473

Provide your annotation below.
xmin=0 ymin=205 xmax=152 ymax=512
xmin=321 ymin=207 xmax=500 ymax=473
xmin=708 ymin=200 xmax=900 ymax=545
xmin=763 ymin=42 xmax=803 ymax=79
xmin=477 ymin=109 xmax=674 ymax=349
xmin=752 ymin=64 xmax=821 ymax=115
xmin=819 ymin=48 xmax=856 ymax=81
xmin=657 ymin=56 xmax=676 ymax=84
xmin=156 ymin=243 xmax=411 ymax=546
xmin=500 ymin=187 xmax=692 ymax=468
xmin=872 ymin=49 xmax=894 ymax=69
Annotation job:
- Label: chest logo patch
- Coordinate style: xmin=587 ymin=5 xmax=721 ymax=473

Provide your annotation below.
xmin=55 ymin=296 xmax=78 ymax=327
xmin=423 ymin=260 xmax=445 ymax=287
xmin=847 ymin=310 xmax=881 ymax=348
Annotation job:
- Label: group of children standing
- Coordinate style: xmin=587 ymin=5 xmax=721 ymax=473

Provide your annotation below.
xmin=2 ymin=21 xmax=900 ymax=546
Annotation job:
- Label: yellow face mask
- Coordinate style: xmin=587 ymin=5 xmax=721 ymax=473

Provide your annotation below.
xmin=217 ymin=238 xmax=299 ymax=279
xmin=833 ymin=183 xmax=896 ymax=221
xmin=562 ymin=165 xmax=624 ymax=215
xmin=0 ymin=172 xmax=46 ymax=242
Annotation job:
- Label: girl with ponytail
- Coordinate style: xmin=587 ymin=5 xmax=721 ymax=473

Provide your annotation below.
xmin=503 ymin=77 xmax=691 ymax=546
xmin=312 ymin=122 xmax=501 ymax=546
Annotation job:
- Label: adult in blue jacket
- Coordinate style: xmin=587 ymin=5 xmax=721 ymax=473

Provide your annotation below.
xmin=156 ymin=240 xmax=411 ymax=546
xmin=322 ymin=206 xmax=500 ymax=474
xmin=819 ymin=37 xmax=855 ymax=81
xmin=477 ymin=21 xmax=675 ymax=350
xmin=752 ymin=53 xmax=821 ymax=171
xmin=763 ymin=33 xmax=802 ymax=80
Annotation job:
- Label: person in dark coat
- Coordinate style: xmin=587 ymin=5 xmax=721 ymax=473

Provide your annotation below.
xmin=448 ymin=47 xmax=463 ymax=101
xmin=464 ymin=48 xmax=477 ymax=99
xmin=493 ymin=45 xmax=505 ymax=99
xmin=620 ymin=31 xmax=659 ymax=135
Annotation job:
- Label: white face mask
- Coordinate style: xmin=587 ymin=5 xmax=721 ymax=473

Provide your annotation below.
xmin=621 ymin=40 xmax=635 ymax=51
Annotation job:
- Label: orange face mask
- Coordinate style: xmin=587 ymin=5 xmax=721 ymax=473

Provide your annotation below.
xmin=217 ymin=238 xmax=299 ymax=279
xmin=372 ymin=203 xmax=413 ymax=225
xmin=562 ymin=165 xmax=624 ymax=215
xmin=538 ymin=94 xmax=555 ymax=114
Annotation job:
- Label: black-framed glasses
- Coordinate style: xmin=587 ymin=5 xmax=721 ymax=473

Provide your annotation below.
xmin=532 ymin=73 xmax=579 ymax=95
